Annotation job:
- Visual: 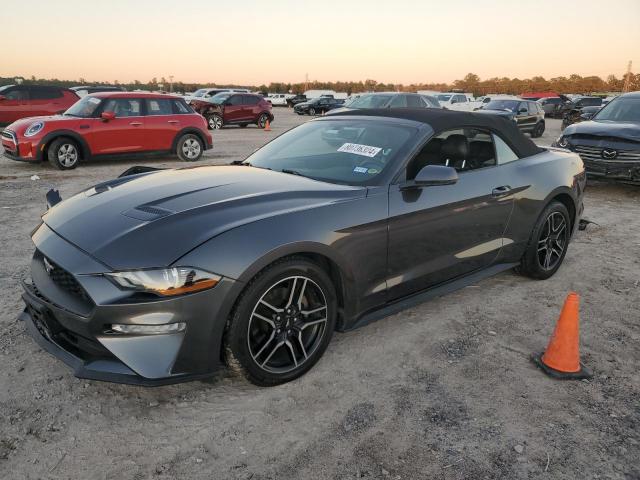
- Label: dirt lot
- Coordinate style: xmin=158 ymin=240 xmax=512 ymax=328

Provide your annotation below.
xmin=0 ymin=111 xmax=638 ymax=480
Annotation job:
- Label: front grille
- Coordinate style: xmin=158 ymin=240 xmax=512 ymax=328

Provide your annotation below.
xmin=574 ymin=145 xmax=640 ymax=163
xmin=42 ymin=254 xmax=91 ymax=302
xmin=1 ymin=130 xmax=16 ymax=143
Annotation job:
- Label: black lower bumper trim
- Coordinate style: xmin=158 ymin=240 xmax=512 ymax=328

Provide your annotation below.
xmin=19 ymin=308 xmax=217 ymax=387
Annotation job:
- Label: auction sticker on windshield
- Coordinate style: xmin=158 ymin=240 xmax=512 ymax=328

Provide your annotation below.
xmin=338 ymin=143 xmax=382 ymax=158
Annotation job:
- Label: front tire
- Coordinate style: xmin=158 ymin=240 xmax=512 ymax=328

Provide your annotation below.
xmin=176 ymin=134 xmax=203 ymax=162
xmin=207 ymin=114 xmax=223 ymax=130
xmin=47 ymin=137 xmax=80 ymax=170
xmin=224 ymin=257 xmax=337 ymax=386
xmin=518 ymin=201 xmax=571 ymax=280
xmin=257 ymin=113 xmax=270 ymax=129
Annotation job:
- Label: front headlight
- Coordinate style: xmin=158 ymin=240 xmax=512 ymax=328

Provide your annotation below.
xmin=104 ymin=267 xmax=220 ymax=297
xmin=24 ymin=121 xmax=45 ymax=137
xmin=555 ymin=135 xmax=570 ymax=148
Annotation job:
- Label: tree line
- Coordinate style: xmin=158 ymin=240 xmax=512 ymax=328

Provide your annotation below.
xmin=2 ymin=72 xmax=638 ymax=96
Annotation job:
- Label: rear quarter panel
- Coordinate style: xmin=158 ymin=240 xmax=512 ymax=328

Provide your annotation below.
xmin=498 ymin=148 xmax=585 ymax=262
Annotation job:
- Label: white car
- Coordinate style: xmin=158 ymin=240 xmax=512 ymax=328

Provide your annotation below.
xmin=435 ymin=93 xmax=475 ymax=111
xmin=265 ymin=93 xmax=294 ymax=106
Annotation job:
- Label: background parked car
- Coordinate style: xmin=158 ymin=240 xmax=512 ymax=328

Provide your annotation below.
xmin=553 ymin=91 xmax=640 ymax=184
xmin=294 ymin=97 xmax=344 ymax=115
xmin=286 ymin=94 xmax=308 ymax=107
xmin=476 ymin=99 xmax=546 ymax=137
xmin=70 ymin=85 xmax=125 ymax=97
xmin=556 ymin=96 xmax=603 ymax=118
xmin=327 ymin=92 xmax=440 ymax=115
xmin=191 ymin=92 xmax=273 ymax=129
xmin=0 ymin=84 xmax=79 ymax=124
xmin=265 ymin=93 xmax=294 ymax=106
xmin=561 ymin=105 xmax=602 ymax=130
xmin=1 ymin=92 xmax=212 ymax=169
xmin=435 ymin=93 xmax=475 ymax=111
xmin=537 ymin=96 xmax=566 ymax=117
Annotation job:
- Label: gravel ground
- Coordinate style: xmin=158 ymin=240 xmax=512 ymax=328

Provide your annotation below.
xmin=0 ymin=111 xmax=638 ymax=480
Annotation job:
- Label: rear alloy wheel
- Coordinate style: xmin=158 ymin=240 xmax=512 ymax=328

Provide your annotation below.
xmin=309 ymin=107 xmax=316 ymax=116
xmin=518 ymin=201 xmax=570 ymax=279
xmin=207 ymin=114 xmax=223 ymax=130
xmin=224 ymin=257 xmax=337 ymax=386
xmin=48 ymin=137 xmax=80 ymax=170
xmin=176 ymin=134 xmax=203 ymax=162
xmin=531 ymin=121 xmax=545 ymax=138
xmin=257 ymin=114 xmax=269 ymax=129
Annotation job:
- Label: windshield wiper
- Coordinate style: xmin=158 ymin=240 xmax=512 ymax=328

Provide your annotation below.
xmin=235 ymin=161 xmax=273 ymax=171
xmin=281 ymin=168 xmax=303 ymax=176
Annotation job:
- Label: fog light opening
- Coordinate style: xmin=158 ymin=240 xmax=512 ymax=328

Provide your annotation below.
xmin=108 ymin=322 xmax=186 ymax=335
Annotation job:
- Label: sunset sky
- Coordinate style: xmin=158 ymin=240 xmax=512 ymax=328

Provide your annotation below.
xmin=1 ymin=0 xmax=638 ymax=86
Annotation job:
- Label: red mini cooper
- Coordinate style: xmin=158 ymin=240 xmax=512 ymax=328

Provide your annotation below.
xmin=1 ymin=92 xmax=212 ymax=170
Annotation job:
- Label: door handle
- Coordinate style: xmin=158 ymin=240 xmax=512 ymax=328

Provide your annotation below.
xmin=492 ymin=185 xmax=512 ymax=197
xmin=167 ymin=120 xmax=179 ymax=124
xmin=129 ymin=122 xmax=142 ymax=126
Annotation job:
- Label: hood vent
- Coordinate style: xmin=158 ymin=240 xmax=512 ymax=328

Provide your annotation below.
xmin=121 ymin=205 xmax=174 ymax=221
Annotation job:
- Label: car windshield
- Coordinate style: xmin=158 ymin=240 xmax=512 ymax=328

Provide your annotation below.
xmin=242 ymin=120 xmax=415 ymax=185
xmin=436 ymin=94 xmax=452 ymax=101
xmin=192 ymin=89 xmax=208 ymax=97
xmin=593 ymin=97 xmax=640 ymax=123
xmin=209 ymin=92 xmax=232 ymax=104
xmin=0 ymin=85 xmax=14 ymax=93
xmin=63 ymin=96 xmax=101 ymax=117
xmin=347 ymin=94 xmax=394 ymax=109
xmin=484 ymin=100 xmax=519 ymax=112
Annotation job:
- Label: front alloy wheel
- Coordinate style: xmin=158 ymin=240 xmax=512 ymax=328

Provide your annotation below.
xmin=208 ymin=114 xmax=223 ymax=129
xmin=48 ymin=137 xmax=80 ymax=170
xmin=176 ymin=134 xmax=203 ymax=161
xmin=518 ymin=201 xmax=571 ymax=279
xmin=224 ymin=257 xmax=337 ymax=386
xmin=257 ymin=114 xmax=269 ymax=129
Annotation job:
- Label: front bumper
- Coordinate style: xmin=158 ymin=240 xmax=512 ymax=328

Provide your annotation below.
xmin=19 ymin=223 xmax=241 ymax=385
xmin=582 ymin=159 xmax=640 ymax=183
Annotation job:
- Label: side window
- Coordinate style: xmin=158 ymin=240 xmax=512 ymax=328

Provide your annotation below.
xmin=29 ymin=88 xmax=62 ymax=100
xmin=528 ymin=102 xmax=537 ymax=114
xmin=172 ymin=99 xmax=191 ymax=114
xmin=483 ymin=97 xmax=491 ymax=103
xmin=406 ymin=128 xmax=496 ymax=179
xmin=406 ymin=95 xmax=424 ymax=108
xmin=389 ymin=95 xmax=408 ymax=108
xmin=145 ymin=99 xmax=173 ymax=115
xmin=4 ymin=88 xmax=28 ymax=100
xmin=226 ymin=95 xmax=243 ymax=106
xmin=102 ymin=98 xmax=142 ymax=117
xmin=242 ymin=95 xmax=259 ymax=105
xmin=492 ymin=134 xmax=519 ymax=164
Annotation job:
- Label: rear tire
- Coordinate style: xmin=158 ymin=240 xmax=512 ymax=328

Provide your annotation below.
xmin=531 ymin=121 xmax=545 ymax=138
xmin=176 ymin=133 xmax=203 ymax=162
xmin=309 ymin=107 xmax=316 ymax=116
xmin=47 ymin=137 xmax=80 ymax=170
xmin=518 ymin=201 xmax=571 ymax=280
xmin=224 ymin=257 xmax=337 ymax=386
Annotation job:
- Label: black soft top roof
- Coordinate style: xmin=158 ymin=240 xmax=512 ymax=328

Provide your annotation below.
xmin=328 ymin=108 xmax=542 ymax=158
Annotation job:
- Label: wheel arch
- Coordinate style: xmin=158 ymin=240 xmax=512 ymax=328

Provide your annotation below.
xmin=171 ymin=128 xmax=208 ymax=153
xmin=39 ymin=130 xmax=91 ymax=162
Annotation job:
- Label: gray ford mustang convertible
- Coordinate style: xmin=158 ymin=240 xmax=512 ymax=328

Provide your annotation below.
xmin=20 ymin=109 xmax=586 ymax=386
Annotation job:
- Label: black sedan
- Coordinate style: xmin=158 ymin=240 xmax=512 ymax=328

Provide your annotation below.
xmin=554 ymin=91 xmax=640 ymax=184
xmin=476 ymin=99 xmax=546 ymax=138
xmin=293 ymin=97 xmax=344 ymax=115
xmin=19 ymin=109 xmax=586 ymax=386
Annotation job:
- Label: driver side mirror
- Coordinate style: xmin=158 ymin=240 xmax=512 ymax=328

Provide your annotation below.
xmin=519 ymin=107 xmax=528 ymax=113
xmin=402 ymin=165 xmax=459 ymax=189
xmin=101 ymin=111 xmax=116 ymax=121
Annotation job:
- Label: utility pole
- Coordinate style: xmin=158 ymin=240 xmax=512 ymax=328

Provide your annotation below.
xmin=305 ymin=73 xmax=309 ymax=93
xmin=169 ymin=75 xmax=174 ymax=93
xmin=622 ymin=61 xmax=632 ymax=93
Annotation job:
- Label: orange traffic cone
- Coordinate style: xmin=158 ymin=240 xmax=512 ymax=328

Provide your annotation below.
xmin=531 ymin=292 xmax=592 ymax=379
xmin=264 ymin=120 xmax=271 ymax=131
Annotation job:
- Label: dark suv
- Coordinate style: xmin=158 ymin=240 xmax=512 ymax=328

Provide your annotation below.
xmin=294 ymin=97 xmax=344 ymax=115
xmin=476 ymin=99 xmax=546 ymax=137
xmin=190 ymin=92 xmax=273 ymax=129
xmin=0 ymin=85 xmax=79 ymax=124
